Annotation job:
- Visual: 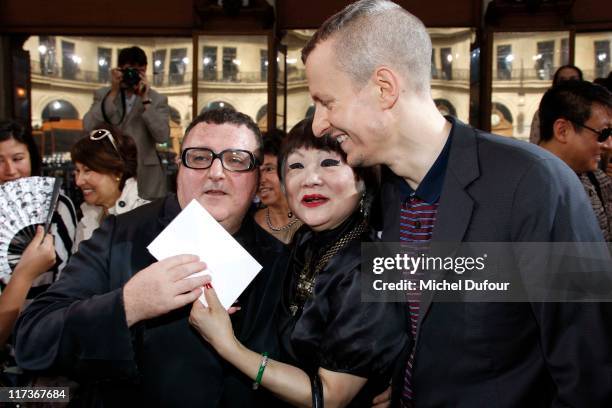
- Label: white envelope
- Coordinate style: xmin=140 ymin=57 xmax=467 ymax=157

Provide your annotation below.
xmin=147 ymin=199 xmax=262 ymax=309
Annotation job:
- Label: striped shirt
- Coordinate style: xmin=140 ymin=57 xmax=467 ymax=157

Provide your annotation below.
xmin=399 ymin=129 xmax=452 ymax=407
xmin=400 ymin=196 xmax=438 ymax=405
xmin=28 ymin=193 xmax=77 ymax=298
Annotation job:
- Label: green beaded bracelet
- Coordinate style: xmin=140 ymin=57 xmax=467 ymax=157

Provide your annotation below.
xmin=253 ymin=352 xmax=269 ymax=390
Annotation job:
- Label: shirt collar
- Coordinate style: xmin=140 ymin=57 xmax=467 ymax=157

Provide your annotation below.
xmin=397 ymin=117 xmax=454 ymax=204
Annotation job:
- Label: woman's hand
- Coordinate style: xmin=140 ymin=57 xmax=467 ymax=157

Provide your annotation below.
xmin=189 ymin=278 xmax=238 ymax=357
xmin=371 ymin=385 xmax=391 ymax=408
xmin=13 ymin=226 xmax=55 ymax=283
xmin=0 ymin=226 xmax=55 ymax=346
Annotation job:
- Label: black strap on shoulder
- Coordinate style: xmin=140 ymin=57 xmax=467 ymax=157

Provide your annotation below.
xmin=101 ymin=88 xmax=126 ymax=126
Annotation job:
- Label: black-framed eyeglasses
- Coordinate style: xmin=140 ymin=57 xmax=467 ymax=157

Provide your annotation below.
xmin=569 ymin=120 xmax=612 ymax=143
xmin=90 ymin=129 xmax=122 ymax=159
xmin=181 ymin=147 xmax=259 ymax=172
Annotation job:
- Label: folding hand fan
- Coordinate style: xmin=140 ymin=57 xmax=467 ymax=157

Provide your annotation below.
xmin=0 ymin=176 xmax=61 ymax=284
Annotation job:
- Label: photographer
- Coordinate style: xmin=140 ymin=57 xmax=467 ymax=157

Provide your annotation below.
xmin=83 ymin=46 xmax=169 ymax=200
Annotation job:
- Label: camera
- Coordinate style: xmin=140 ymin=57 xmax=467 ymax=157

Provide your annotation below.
xmin=121 ymin=67 xmax=141 ymax=88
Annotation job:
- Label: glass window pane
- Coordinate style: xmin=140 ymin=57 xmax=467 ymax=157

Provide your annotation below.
xmin=496 ymin=44 xmax=512 ymax=80
xmin=260 ymin=49 xmax=268 ymax=82
xmin=561 ymin=38 xmax=570 ymax=67
xmin=197 ymin=35 xmax=268 ymax=130
xmin=97 ymin=47 xmax=111 ymax=83
xmin=576 ymin=33 xmax=612 ymax=81
xmin=429 ymin=28 xmax=474 ymax=124
xmin=152 ymin=49 xmax=167 ymax=87
xmin=61 ymin=40 xmax=77 ymax=80
xmin=23 ymin=35 xmax=192 ymax=158
xmin=594 ymin=40 xmax=611 ymax=78
xmin=222 ymin=47 xmax=238 ymax=81
xmin=169 ymin=48 xmax=188 ymax=85
xmin=440 ymin=47 xmax=453 ymax=80
xmin=38 ymin=36 xmax=57 ymax=76
xmin=431 ymin=51 xmax=438 ymax=79
xmin=282 ymin=30 xmax=315 ymax=130
xmin=492 ymin=32 xmax=569 ymax=140
xmin=202 ymin=46 xmax=217 ymax=81
xmin=535 ymin=41 xmax=555 ymax=80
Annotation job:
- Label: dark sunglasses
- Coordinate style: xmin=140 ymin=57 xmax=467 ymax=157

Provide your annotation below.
xmin=569 ymin=120 xmax=612 ymax=143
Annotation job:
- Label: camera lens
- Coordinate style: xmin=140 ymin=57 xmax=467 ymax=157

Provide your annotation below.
xmin=121 ymin=68 xmax=140 ymax=87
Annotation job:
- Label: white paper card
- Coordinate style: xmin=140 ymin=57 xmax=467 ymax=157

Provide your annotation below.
xmin=147 ymin=199 xmax=262 ymax=309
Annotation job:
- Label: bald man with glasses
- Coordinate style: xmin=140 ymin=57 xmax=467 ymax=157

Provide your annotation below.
xmin=15 ymin=108 xmax=288 ymax=407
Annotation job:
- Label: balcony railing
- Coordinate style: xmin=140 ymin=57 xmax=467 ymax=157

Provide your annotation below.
xmin=197 ymin=70 xmax=267 ymax=83
xmin=287 ymin=68 xmax=307 ymax=81
xmin=153 ymin=72 xmax=193 ymax=87
xmin=492 ymin=67 xmax=561 ymax=81
xmin=581 ymin=69 xmax=611 ymax=81
xmin=431 ymin=69 xmax=470 ymax=81
xmin=194 ymin=68 xmax=307 ymax=84
xmin=31 ymin=60 xmax=111 ymax=84
xmin=31 ymin=60 xmax=311 ymax=87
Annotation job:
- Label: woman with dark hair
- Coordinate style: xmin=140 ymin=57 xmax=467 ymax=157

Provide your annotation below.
xmin=189 ymin=118 xmax=408 ymax=407
xmin=0 ymin=120 xmax=76 ymax=347
xmin=0 ymin=122 xmax=42 ymax=179
xmin=71 ymin=126 xmax=149 ymax=248
xmin=254 ymin=130 xmax=302 ymax=244
xmin=552 ymin=64 xmax=583 ymax=86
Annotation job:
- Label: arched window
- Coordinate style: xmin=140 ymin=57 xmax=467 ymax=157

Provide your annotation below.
xmin=169 ymin=106 xmax=181 ymax=125
xmin=41 ymin=99 xmax=78 ymax=121
xmin=434 ymin=99 xmax=457 ymax=117
xmin=492 ymin=102 xmax=513 ymax=124
xmin=256 ymin=104 xmax=268 ymax=132
xmin=491 ymin=102 xmax=514 ymax=136
xmin=256 ymin=105 xmax=267 ymax=122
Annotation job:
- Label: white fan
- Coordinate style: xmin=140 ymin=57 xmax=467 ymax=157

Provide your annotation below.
xmin=0 ymin=176 xmax=61 ymax=284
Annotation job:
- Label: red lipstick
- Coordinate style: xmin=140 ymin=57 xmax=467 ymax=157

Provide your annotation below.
xmin=301 ymin=194 xmax=328 ymax=208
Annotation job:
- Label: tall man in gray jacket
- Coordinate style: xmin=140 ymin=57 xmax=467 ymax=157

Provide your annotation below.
xmin=83 ymin=46 xmax=169 ymax=200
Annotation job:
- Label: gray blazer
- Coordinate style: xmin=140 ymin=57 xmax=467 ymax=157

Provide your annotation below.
xmin=380 ymin=118 xmax=611 ymax=407
xmin=83 ymin=87 xmax=170 ymax=200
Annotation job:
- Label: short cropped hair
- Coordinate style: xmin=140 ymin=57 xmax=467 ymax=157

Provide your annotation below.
xmin=118 ymin=46 xmax=148 ymax=67
xmin=0 ymin=120 xmax=42 ymax=176
xmin=182 ymin=108 xmax=263 ymax=162
xmin=71 ymin=126 xmax=138 ymax=191
xmin=302 ymin=0 xmax=432 ymax=93
xmin=539 ymin=80 xmax=612 ymax=142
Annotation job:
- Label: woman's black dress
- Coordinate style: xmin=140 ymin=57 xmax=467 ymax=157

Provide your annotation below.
xmin=276 ymin=212 xmax=409 ymax=407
